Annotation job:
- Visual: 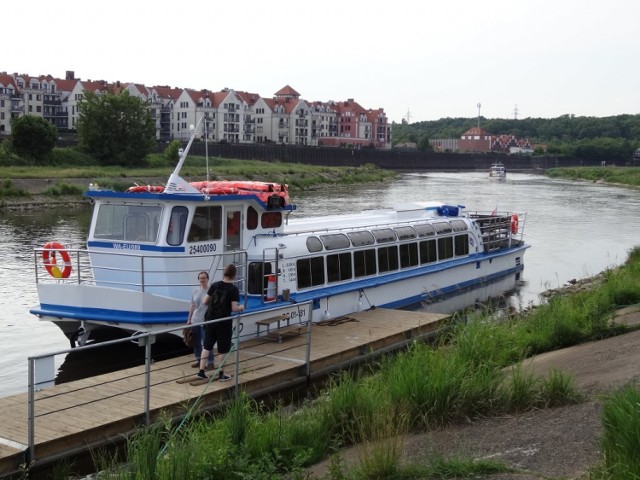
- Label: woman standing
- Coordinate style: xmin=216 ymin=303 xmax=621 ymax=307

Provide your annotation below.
xmin=187 ymin=271 xmax=214 ymax=369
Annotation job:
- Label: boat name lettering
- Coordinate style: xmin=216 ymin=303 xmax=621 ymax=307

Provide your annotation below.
xmin=113 ymin=243 xmax=141 ymax=250
xmin=189 ymin=244 xmax=217 ymax=254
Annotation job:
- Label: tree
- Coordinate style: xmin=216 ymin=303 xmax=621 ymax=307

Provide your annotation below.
xmin=10 ymin=115 xmax=57 ymax=161
xmin=77 ymin=90 xmax=156 ymax=167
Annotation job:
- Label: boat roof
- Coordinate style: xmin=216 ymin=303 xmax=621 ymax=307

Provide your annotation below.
xmin=284 ymin=202 xmax=461 ymax=233
xmin=84 ymin=189 xmax=296 ymax=211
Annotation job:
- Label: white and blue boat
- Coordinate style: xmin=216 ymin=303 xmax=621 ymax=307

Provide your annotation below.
xmin=489 ymin=162 xmax=507 ymax=180
xmin=30 ymin=128 xmax=529 ymax=346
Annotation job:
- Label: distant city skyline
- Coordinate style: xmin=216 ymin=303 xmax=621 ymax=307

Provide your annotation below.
xmin=4 ymin=0 xmax=639 ymax=123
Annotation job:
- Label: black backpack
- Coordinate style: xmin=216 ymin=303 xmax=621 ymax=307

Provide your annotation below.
xmin=206 ymin=282 xmax=230 ymax=320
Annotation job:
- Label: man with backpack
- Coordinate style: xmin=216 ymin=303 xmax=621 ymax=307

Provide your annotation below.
xmin=196 ymin=263 xmax=245 ymax=381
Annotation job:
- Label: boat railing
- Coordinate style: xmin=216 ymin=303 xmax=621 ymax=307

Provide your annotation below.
xmin=33 ymin=246 xmax=250 ymax=297
xmin=469 ymin=212 xmax=526 ymax=252
xmin=282 ymin=216 xmax=467 ymax=238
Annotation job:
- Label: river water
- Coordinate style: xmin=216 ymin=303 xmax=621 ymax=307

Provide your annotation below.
xmin=1 ymin=172 xmax=639 ymax=397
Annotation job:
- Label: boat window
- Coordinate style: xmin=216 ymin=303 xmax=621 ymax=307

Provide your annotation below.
xmin=261 ymin=212 xmax=282 ymax=229
xmin=354 ymin=249 xmax=376 ymax=277
xmin=125 ymin=214 xmax=149 ymax=242
xmin=247 ymin=206 xmax=258 ymax=230
xmin=438 ymin=237 xmax=454 ymax=260
xmin=306 ymin=236 xmax=323 ymax=253
xmin=433 ymin=222 xmax=453 ymax=234
xmin=94 ymin=204 xmax=162 ymax=242
xmin=327 ymin=252 xmax=352 ymax=283
xmin=347 ymin=230 xmax=375 ymax=246
xmin=450 ymin=220 xmax=468 ymax=232
xmin=378 ymin=246 xmax=399 ymax=272
xmin=248 ymin=261 xmax=273 ymax=294
xmin=320 ymin=233 xmax=350 ymax=250
xmin=419 ymin=239 xmax=437 ymax=264
xmin=187 ymin=206 xmax=222 ymax=243
xmin=296 ymin=256 xmax=325 ymax=289
xmin=167 ymin=206 xmax=189 ymax=246
xmin=394 ymin=226 xmax=416 ymax=240
xmin=400 ymin=243 xmax=419 ymax=268
xmin=454 ymin=234 xmax=469 ymax=256
xmin=414 ymin=224 xmax=435 ymax=237
xmin=372 ymin=228 xmax=396 ymax=243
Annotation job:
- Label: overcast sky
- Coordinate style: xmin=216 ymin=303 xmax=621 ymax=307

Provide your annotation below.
xmin=5 ymin=0 xmax=638 ymax=124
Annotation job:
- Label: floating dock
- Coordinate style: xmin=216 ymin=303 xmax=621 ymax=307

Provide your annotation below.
xmin=0 ymin=308 xmax=448 ymax=477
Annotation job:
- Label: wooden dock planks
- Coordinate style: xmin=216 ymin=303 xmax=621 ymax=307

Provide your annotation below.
xmin=0 ymin=308 xmax=448 ymax=476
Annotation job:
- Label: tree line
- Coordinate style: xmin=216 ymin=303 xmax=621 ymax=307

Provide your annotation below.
xmin=391 ymin=114 xmax=640 ymax=162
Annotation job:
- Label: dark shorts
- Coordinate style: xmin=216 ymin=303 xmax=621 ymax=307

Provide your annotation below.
xmin=202 ymin=319 xmax=233 ymax=353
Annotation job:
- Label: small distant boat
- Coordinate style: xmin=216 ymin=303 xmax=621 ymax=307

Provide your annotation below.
xmin=489 ymin=162 xmax=507 ymax=180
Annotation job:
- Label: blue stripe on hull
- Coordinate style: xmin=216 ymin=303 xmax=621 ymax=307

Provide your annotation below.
xmin=30 ymin=305 xmax=188 ymax=325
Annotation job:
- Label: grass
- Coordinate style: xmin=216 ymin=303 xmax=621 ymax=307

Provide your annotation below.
xmin=0 ymin=153 xmax=397 ymax=196
xmin=590 ymin=386 xmax=640 ymax=480
xmin=41 ymin=246 xmax=640 ymax=479
xmin=546 ymin=166 xmax=640 ymax=187
xmin=0 ymin=179 xmax=28 ymax=198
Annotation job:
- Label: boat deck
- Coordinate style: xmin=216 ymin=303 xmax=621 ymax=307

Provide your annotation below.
xmin=0 ymin=308 xmax=449 ymax=477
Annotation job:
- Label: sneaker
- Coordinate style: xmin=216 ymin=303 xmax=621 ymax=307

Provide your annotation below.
xmin=205 ymin=364 xmax=216 ymax=371
xmin=191 ymin=361 xmax=199 ymax=368
xmin=218 ymin=372 xmax=231 ymax=382
xmin=196 ymin=371 xmax=208 ymax=380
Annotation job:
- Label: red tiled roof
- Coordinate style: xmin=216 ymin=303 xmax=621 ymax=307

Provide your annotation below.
xmin=461 ymin=127 xmax=489 ymax=136
xmin=0 ymin=73 xmax=18 ymax=89
xmin=274 ymin=85 xmax=300 ymax=98
xmin=152 ymin=85 xmax=182 ymax=100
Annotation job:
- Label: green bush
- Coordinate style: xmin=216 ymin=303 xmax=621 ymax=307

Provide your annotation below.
xmin=0 ymin=179 xmax=29 ymax=197
xmin=42 ymin=182 xmax=85 ymax=196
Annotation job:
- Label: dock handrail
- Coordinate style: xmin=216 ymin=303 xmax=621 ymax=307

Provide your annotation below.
xmin=26 ymin=301 xmax=314 ymax=465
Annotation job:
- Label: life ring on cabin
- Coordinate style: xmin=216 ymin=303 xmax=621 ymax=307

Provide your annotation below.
xmin=510 ymin=214 xmax=519 ymax=234
xmin=42 ymin=241 xmax=72 ymax=279
xmin=127 ymin=185 xmax=165 ymax=193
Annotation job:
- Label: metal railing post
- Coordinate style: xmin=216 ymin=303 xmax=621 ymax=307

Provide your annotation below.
xmin=233 ymin=315 xmax=241 ymax=398
xmin=144 ymin=335 xmax=153 ymax=425
xmin=27 ymin=357 xmax=35 ymax=463
xmin=304 ymin=308 xmax=313 ymax=380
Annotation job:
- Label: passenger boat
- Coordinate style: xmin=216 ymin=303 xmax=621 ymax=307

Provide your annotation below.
xmin=489 ymin=162 xmax=507 ymax=180
xmin=30 ymin=128 xmax=529 ymax=346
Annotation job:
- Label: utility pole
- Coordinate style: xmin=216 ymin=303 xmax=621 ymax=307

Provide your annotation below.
xmin=405 ymin=108 xmax=412 ymax=124
xmin=477 ymin=103 xmax=481 ymax=129
xmin=514 ymin=104 xmax=519 ymax=120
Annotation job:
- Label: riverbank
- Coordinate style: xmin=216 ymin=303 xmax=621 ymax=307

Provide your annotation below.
xmin=309 ymin=290 xmax=640 ymax=479
xmin=0 ymin=163 xmax=397 ymax=210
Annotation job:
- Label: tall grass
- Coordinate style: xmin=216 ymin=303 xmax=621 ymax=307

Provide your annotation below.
xmin=592 ymin=386 xmax=640 ymax=479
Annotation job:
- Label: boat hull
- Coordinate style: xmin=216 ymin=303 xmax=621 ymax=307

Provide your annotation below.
xmin=31 ymin=244 xmax=527 ymax=341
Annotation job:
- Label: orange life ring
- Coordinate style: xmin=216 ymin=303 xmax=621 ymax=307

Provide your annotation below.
xmin=42 ymin=241 xmax=72 ymax=279
xmin=510 ymin=214 xmax=519 ymax=234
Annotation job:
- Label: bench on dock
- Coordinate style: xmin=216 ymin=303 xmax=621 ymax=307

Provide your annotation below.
xmin=255 ymin=313 xmax=292 ymax=339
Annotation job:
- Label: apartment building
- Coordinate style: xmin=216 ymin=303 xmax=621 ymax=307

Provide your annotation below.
xmin=0 ymin=70 xmax=391 ymax=148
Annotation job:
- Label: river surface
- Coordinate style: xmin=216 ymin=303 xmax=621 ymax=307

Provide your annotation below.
xmin=1 ymin=172 xmax=639 ymax=397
